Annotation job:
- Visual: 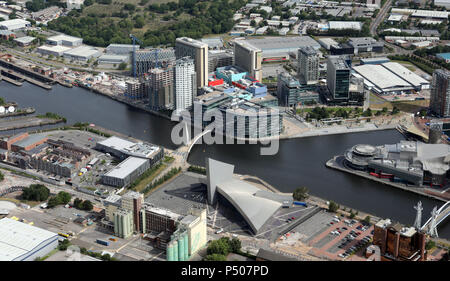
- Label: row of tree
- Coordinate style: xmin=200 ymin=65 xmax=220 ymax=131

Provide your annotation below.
xmin=205 ymin=237 xmax=242 ymax=261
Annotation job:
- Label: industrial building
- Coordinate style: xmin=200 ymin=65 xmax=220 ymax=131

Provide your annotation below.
xmin=352 ymin=64 xmax=413 ymax=94
xmin=205 ymin=158 xmax=293 ymax=234
xmin=0 ymin=19 xmax=30 ymax=31
xmin=430 ymin=69 xmax=450 ymax=118
xmin=175 ymin=37 xmax=209 ymax=88
xmin=106 ymin=44 xmax=138 ymax=55
xmin=0 ymin=218 xmax=58 ymax=261
xmin=381 ymin=62 xmax=430 ymax=90
xmin=14 ymin=36 xmax=35 ymax=47
xmin=63 ymin=46 xmax=101 ymax=62
xmin=46 ymin=34 xmax=82 ymax=47
xmin=328 ymin=21 xmax=362 ymax=30
xmin=113 ymin=208 xmax=134 ymax=238
xmin=233 ymin=39 xmax=262 ymax=81
xmin=238 ymin=36 xmax=320 ymax=63
xmin=298 ymin=46 xmax=320 ymax=85
xmin=343 ymin=141 xmax=450 ymax=186
xmin=97 ymin=54 xmax=129 ymax=64
xmin=101 ymin=156 xmax=150 ymax=187
xmin=434 ymin=0 xmax=450 ymax=8
xmin=36 ymin=45 xmax=71 ymax=57
xmin=372 ymin=218 xmax=427 ymax=261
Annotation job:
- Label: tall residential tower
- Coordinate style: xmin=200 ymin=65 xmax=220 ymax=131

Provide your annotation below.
xmin=298 ymin=46 xmax=319 ymax=85
xmin=175 ymin=37 xmax=208 ymax=89
xmin=430 ymin=69 xmax=450 ymax=117
xmin=234 ymin=40 xmax=262 ymax=81
xmin=174 ymin=57 xmax=196 ymax=114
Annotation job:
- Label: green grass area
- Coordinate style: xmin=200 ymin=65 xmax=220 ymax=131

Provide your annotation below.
xmin=369 ymin=94 xmax=429 ymax=113
xmin=131 ymin=163 xmax=168 ymax=192
xmin=34 ymin=248 xmax=59 ymax=261
xmin=0 ymin=197 xmax=41 ymax=207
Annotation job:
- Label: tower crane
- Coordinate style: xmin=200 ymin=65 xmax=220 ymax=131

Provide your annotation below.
xmin=129 ymin=34 xmax=143 ymax=78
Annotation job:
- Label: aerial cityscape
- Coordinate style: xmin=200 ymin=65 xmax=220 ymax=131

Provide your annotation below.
xmin=0 ymin=0 xmax=449 ymax=269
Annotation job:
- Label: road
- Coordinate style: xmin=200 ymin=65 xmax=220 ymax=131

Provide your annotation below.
xmin=370 ymin=0 xmax=392 ymax=36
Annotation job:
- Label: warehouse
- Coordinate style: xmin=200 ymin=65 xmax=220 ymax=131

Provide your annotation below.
xmin=14 ymin=36 xmax=35 ymax=46
xmin=0 ymin=19 xmax=30 ymax=31
xmin=328 ymin=21 xmax=362 ymax=30
xmin=37 ymin=45 xmax=71 ymax=57
xmin=0 ymin=218 xmax=58 ymax=261
xmin=102 ymin=156 xmax=150 ymax=187
xmin=241 ymin=36 xmax=320 ymax=62
xmin=47 ymin=34 xmax=82 ymax=47
xmin=381 ymin=62 xmax=430 ymax=90
xmin=352 ymin=64 xmax=414 ymax=94
xmin=63 ymin=46 xmax=101 ymax=62
xmin=106 ymin=44 xmax=137 ymax=55
xmin=98 ymin=54 xmax=129 ymax=64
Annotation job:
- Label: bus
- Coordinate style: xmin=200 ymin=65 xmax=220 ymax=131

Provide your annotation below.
xmin=58 ymin=232 xmax=69 ymax=238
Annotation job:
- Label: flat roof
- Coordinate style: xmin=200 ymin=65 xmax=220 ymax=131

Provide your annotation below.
xmin=381 ymin=62 xmax=429 ymax=87
xmin=352 ymin=64 xmax=412 ymax=91
xmin=329 ymin=21 xmax=362 ymax=30
xmin=0 ymin=218 xmax=58 ymax=261
xmin=0 ymin=19 xmax=30 ymax=28
xmin=104 ymin=157 xmax=148 ymax=179
xmin=37 ymin=45 xmax=71 ymax=53
xmin=241 ymin=36 xmax=320 ymax=51
xmin=47 ymin=34 xmax=82 ymax=43
xmin=13 ymin=134 xmax=46 ymax=148
xmin=97 ymin=136 xmax=135 ymax=151
xmin=64 ymin=46 xmax=100 ymax=58
xmin=14 ymin=36 xmax=35 ymax=44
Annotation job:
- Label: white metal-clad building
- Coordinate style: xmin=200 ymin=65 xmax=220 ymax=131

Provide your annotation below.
xmin=37 ymin=45 xmax=71 ymax=57
xmin=0 ymin=218 xmax=58 ymax=261
xmin=0 ymin=19 xmax=30 ymax=31
xmin=47 ymin=34 xmax=82 ymax=47
xmin=63 ymin=46 xmax=101 ymax=62
xmin=352 ymin=64 xmax=414 ymax=94
xmin=328 ymin=21 xmax=362 ymax=30
xmin=381 ymin=62 xmax=430 ymax=90
xmin=106 ymin=44 xmax=138 ymax=55
xmin=98 ymin=54 xmax=129 ymax=64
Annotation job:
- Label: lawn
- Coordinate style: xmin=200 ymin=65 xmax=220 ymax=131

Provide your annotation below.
xmin=133 ymin=163 xmax=168 ymax=193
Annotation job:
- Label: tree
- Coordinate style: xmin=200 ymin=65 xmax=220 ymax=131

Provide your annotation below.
xmin=47 ymin=196 xmax=61 ymax=208
xmin=58 ymin=239 xmax=71 ymax=251
xmin=293 ymin=187 xmax=309 ymax=201
xmin=229 ymin=238 xmax=241 ymax=253
xmin=207 ymin=238 xmax=230 ymax=256
xmin=73 ymin=198 xmax=83 ymax=209
xmin=363 ymin=215 xmax=371 ymax=224
xmin=81 ymin=200 xmax=93 ymax=211
xmin=57 ymin=191 xmax=72 ymax=205
xmin=328 ymin=201 xmax=339 ymax=213
xmin=425 ymin=240 xmax=436 ymax=250
xmin=21 ymin=184 xmax=50 ymax=201
xmin=204 ymin=254 xmax=227 ymax=261
xmin=118 ymin=62 xmax=127 ymax=70
xmin=0 ymin=171 xmax=4 ymax=182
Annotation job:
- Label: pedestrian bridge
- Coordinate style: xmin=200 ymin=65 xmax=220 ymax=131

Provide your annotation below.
xmin=421 ymin=200 xmax=450 ymax=237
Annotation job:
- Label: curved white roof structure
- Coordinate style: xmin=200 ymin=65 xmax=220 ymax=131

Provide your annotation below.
xmin=352 ymin=64 xmax=413 ymax=93
xmin=217 ymin=179 xmax=282 ymax=234
xmin=206 ymin=158 xmax=290 ymax=234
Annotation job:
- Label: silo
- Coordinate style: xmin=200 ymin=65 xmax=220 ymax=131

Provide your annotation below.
xmin=173 ymin=240 xmax=178 ymax=261
xmin=167 ymin=242 xmax=174 ymax=261
xmin=178 ymin=236 xmax=185 ymax=261
xmin=183 ymin=233 xmax=189 ymax=260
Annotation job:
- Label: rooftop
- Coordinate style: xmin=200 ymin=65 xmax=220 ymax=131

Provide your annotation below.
xmin=104 ymin=157 xmax=148 ymax=179
xmin=12 ymin=134 xmax=47 ymax=148
xmin=0 ymin=218 xmax=58 ymax=261
xmin=352 ymin=64 xmax=412 ymax=91
xmin=47 ymin=34 xmax=82 ymax=43
xmin=241 ymin=36 xmax=320 ymax=51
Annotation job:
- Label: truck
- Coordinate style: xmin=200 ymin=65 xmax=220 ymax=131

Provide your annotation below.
xmin=293 ymin=201 xmax=308 ymax=207
xmin=96 ymin=239 xmax=110 ymax=246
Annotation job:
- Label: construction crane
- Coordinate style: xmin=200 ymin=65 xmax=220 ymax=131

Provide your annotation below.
xmin=129 ymin=34 xmax=143 ymax=78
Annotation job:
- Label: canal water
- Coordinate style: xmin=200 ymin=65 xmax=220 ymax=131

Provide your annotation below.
xmin=1 ymin=82 xmax=449 ymax=239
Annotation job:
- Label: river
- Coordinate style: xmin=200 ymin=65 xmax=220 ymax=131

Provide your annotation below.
xmin=1 ymin=82 xmax=448 ymax=239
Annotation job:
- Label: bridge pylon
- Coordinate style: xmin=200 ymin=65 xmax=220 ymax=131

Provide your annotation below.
xmin=413 ymin=201 xmax=423 ymax=230
xmin=428 ymin=206 xmax=439 ymax=238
